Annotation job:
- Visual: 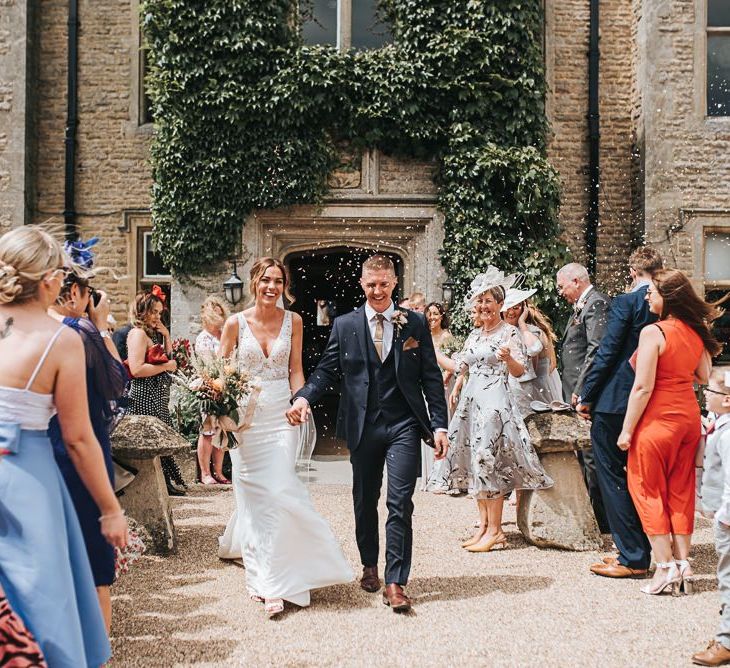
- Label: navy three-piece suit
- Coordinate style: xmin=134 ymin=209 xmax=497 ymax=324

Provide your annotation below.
xmin=295 ymin=304 xmax=448 ymax=585
xmin=580 ymin=284 xmax=656 ymax=569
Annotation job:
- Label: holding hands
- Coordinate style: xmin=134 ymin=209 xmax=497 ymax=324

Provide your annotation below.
xmin=286 ymin=397 xmax=310 ymax=426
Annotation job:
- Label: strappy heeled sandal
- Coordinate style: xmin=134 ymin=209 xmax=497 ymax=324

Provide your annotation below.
xmin=676 ymin=559 xmax=696 ymax=595
xmin=641 ymin=561 xmax=681 ymax=595
xmin=265 ymin=598 xmax=284 ymax=618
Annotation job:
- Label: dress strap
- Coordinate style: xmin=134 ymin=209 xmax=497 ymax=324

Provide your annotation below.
xmin=24 ymin=325 xmax=66 ymax=391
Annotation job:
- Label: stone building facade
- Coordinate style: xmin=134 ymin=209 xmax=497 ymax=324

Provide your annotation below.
xmin=1 ymin=0 xmax=729 ymax=355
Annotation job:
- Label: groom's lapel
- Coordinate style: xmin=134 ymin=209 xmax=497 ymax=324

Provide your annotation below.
xmin=355 ymin=305 xmax=369 ymax=362
xmin=393 ymin=311 xmax=407 ymax=370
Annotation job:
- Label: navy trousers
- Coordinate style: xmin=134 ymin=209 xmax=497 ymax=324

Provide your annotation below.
xmin=591 ymin=411 xmax=651 ymax=569
xmin=350 ymin=417 xmax=420 ymax=585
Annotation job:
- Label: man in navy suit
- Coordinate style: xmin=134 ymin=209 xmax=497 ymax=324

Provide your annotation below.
xmin=578 ymin=246 xmax=663 ymax=578
xmin=287 ymin=255 xmax=449 ymax=612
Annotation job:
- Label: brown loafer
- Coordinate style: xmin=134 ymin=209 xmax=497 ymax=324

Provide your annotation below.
xmin=590 ymin=561 xmax=648 ymax=578
xmin=692 ymin=640 xmax=730 ymax=666
xmin=360 ymin=566 xmax=381 ymax=593
xmin=382 ymin=583 xmax=411 ymax=613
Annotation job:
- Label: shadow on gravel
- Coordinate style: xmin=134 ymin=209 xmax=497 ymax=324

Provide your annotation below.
xmin=408 ymin=574 xmax=553 ymax=602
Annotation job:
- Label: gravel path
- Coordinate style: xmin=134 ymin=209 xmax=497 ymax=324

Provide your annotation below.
xmin=110 ymin=482 xmax=720 ymax=667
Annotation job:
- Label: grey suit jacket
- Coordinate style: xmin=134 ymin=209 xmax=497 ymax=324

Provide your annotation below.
xmin=560 ymin=287 xmax=610 ymax=401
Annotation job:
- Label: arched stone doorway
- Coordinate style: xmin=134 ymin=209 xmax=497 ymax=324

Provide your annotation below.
xmin=286 ymin=247 xmax=404 ymax=456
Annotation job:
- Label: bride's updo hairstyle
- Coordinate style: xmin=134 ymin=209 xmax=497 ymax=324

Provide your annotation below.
xmin=0 ymin=226 xmax=66 ymax=304
xmin=249 ymin=257 xmax=294 ymax=305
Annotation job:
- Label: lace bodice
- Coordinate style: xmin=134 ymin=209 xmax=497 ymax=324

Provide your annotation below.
xmin=0 ymin=326 xmax=64 ymax=430
xmin=236 ymin=310 xmax=292 ymax=382
xmin=457 ymin=323 xmax=527 ymax=378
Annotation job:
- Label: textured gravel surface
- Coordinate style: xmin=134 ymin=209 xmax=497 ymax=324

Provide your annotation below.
xmin=110 ymin=482 xmax=720 ymax=667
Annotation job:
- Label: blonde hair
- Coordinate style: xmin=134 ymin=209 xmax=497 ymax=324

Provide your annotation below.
xmin=0 ymin=225 xmax=66 ymax=304
xmin=409 ymin=292 xmax=426 ymax=308
xmin=248 ymin=257 xmax=294 ymax=305
xmin=362 ymin=254 xmax=395 ymax=275
xmin=200 ymin=295 xmax=228 ymax=330
xmin=711 ymin=366 xmax=730 ymax=393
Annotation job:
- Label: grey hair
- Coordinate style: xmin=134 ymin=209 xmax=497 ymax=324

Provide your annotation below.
xmin=557 ymin=263 xmax=590 ymax=282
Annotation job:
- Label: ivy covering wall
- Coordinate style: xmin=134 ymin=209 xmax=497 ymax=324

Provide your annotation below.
xmin=143 ymin=0 xmax=567 ymax=322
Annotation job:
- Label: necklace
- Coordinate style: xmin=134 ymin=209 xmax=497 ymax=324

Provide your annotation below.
xmin=481 ymin=319 xmax=502 ymax=334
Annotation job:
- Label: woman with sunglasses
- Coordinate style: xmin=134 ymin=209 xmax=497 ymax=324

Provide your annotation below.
xmin=47 ymin=239 xmax=128 ymax=632
xmin=0 ymin=226 xmax=127 ymax=667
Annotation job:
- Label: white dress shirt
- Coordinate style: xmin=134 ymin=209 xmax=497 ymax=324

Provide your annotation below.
xmin=575 ymin=284 xmax=594 ymax=312
xmin=364 ymin=301 xmax=396 ymax=359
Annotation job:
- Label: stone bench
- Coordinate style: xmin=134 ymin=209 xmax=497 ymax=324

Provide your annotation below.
xmin=111 ymin=415 xmax=190 ymax=555
xmin=516 ymin=412 xmax=602 ymax=551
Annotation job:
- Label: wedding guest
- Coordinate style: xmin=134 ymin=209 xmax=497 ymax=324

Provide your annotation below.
xmin=0 ymin=225 xmax=127 ymax=667
xmin=432 ymin=268 xmax=553 ymax=551
xmin=126 ymin=286 xmax=186 ymax=496
xmin=693 ymin=367 xmax=730 ymax=666
xmin=48 ymin=241 xmax=127 ymax=632
xmin=111 ymin=309 xmax=134 ymax=363
xmin=409 ymin=292 xmax=426 ymax=313
xmin=398 ymin=297 xmax=411 ymax=309
xmin=557 ymin=262 xmax=610 ymax=533
xmin=195 ymin=295 xmax=230 ymax=485
xmin=618 ymin=269 xmax=719 ymax=595
xmin=418 ymin=302 xmax=453 ymax=489
xmin=501 ymin=288 xmax=561 ymax=417
xmin=578 ymin=246 xmax=663 ymax=579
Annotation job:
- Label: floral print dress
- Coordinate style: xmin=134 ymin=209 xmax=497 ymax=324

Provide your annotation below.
xmin=429 ymin=322 xmax=553 ymax=498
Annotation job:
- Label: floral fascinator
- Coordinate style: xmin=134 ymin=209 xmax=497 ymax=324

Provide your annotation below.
xmin=63 ymin=236 xmax=99 ymax=271
xmin=464 ymin=266 xmax=519 ymax=309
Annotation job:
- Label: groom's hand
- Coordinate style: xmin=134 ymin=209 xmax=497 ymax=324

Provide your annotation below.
xmin=433 ymin=432 xmax=449 ymax=460
xmin=286 ymin=397 xmax=310 ymax=426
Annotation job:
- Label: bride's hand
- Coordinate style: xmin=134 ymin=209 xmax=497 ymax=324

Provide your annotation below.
xmin=286 ymin=397 xmax=310 ymax=426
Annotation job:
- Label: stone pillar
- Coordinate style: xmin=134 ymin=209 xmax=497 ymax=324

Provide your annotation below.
xmin=517 ymin=412 xmax=602 ymax=551
xmin=0 ymin=0 xmax=32 ymax=232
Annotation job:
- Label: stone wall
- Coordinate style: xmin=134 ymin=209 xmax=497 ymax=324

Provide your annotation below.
xmin=0 ymin=0 xmax=30 ymax=233
xmin=637 ymin=0 xmax=730 ymax=287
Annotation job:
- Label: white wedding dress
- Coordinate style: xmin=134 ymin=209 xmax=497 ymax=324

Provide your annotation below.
xmin=218 ymin=310 xmax=353 ymax=606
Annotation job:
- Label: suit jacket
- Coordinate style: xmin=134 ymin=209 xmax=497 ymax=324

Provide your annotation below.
xmin=579 ymin=284 xmax=657 ymax=414
xmin=294 ymin=304 xmax=448 ymax=451
xmin=560 ymin=287 xmax=610 ymax=401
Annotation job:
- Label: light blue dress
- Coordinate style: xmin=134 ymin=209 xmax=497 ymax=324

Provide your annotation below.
xmin=0 ymin=327 xmax=111 ymax=668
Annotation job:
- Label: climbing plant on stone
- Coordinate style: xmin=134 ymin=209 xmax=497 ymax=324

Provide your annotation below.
xmin=142 ymin=0 xmax=568 ymax=325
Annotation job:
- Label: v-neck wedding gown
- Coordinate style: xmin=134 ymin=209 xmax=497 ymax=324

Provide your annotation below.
xmin=218 ymin=310 xmax=353 ymax=605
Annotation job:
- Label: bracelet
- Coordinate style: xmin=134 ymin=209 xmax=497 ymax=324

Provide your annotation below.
xmin=99 ymin=329 xmax=111 ymax=339
xmin=98 ymin=510 xmax=126 ymax=523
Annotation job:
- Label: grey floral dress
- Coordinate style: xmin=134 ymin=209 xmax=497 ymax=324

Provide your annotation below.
xmin=428 ymin=322 xmax=553 ymax=498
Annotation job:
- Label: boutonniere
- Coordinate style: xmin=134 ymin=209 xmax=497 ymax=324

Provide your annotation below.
xmin=391 ymin=310 xmax=408 ymax=335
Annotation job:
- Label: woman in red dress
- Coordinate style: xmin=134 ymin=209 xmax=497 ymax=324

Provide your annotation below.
xmin=618 ymin=269 xmax=722 ymax=595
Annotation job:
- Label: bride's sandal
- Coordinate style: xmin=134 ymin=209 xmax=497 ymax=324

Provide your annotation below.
xmin=265 ymin=598 xmax=284 ymax=618
xmin=676 ymin=559 xmax=696 ymax=595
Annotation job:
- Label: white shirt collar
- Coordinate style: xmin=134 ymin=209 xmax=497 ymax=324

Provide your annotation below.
xmin=365 ymin=301 xmax=395 ymax=322
xmin=716 ymin=414 xmax=730 ymax=431
xmin=631 ymin=278 xmax=651 ymax=293
xmin=576 ymin=284 xmax=594 ymax=310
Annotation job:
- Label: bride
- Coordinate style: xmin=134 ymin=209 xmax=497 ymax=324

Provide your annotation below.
xmin=217 ymin=257 xmax=353 ymax=617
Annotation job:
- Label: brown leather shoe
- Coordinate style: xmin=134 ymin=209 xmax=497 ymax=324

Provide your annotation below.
xmin=692 ymin=640 xmax=730 ymax=666
xmin=590 ymin=561 xmax=648 ymax=578
xmin=360 ymin=566 xmax=381 ymax=593
xmin=382 ymin=584 xmax=411 ymax=613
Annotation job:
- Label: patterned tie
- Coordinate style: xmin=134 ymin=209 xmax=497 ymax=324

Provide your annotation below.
xmin=374 ymin=313 xmax=385 ymax=361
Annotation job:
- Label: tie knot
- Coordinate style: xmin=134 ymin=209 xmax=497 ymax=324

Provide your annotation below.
xmin=375 ymin=313 xmax=385 ymax=323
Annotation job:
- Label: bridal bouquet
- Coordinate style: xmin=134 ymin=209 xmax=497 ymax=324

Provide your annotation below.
xmin=440 ymin=334 xmax=465 ymax=359
xmin=173 ymin=356 xmax=261 ymax=450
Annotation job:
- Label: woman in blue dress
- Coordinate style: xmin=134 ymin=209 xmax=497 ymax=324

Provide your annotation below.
xmin=48 ymin=239 xmax=127 ymax=632
xmin=0 ymin=226 xmax=127 ymax=667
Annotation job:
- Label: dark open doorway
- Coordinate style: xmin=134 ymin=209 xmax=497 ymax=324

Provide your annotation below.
xmin=287 ymin=247 xmax=404 ymax=456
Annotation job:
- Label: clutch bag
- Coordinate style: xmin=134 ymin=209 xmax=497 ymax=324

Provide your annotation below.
xmin=145 ymin=344 xmax=169 ymax=365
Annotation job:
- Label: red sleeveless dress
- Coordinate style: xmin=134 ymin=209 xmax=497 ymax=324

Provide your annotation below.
xmin=628 ymin=319 xmax=703 ymax=536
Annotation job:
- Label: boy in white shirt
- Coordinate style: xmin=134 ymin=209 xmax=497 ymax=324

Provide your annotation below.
xmin=694 ymin=367 xmax=730 ymax=666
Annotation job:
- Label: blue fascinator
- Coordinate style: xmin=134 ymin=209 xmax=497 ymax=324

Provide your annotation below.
xmin=63 ymin=237 xmax=99 ymax=270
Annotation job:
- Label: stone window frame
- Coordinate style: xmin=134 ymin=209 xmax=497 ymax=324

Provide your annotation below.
xmin=688 ymin=208 xmax=730 ymax=294
xmin=694 ymin=0 xmax=730 ymax=123
xmin=302 ymin=0 xmax=389 ymax=51
xmin=129 ymin=0 xmax=154 ymax=135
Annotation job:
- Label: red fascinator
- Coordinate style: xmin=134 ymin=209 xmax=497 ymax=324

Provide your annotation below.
xmin=151 ymin=284 xmax=166 ymax=303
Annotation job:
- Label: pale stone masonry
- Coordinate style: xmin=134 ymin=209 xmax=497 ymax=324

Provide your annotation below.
xmin=0 ymin=0 xmax=726 ymax=337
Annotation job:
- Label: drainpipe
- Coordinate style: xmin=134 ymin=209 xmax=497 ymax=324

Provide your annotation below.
xmin=586 ymin=0 xmax=600 ymax=276
xmin=63 ymin=0 xmax=79 ymax=241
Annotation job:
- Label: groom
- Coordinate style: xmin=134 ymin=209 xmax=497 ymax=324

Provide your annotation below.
xmin=286 ymin=254 xmax=449 ymax=613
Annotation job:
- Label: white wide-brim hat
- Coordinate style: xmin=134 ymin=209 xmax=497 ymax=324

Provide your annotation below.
xmin=464 ymin=266 xmax=519 ymax=309
xmin=501 ymin=287 xmax=537 ymax=312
